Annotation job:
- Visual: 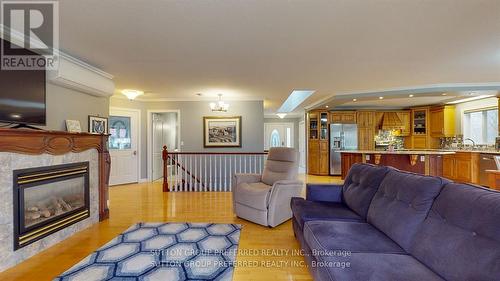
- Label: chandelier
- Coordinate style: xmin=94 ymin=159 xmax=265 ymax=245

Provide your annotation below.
xmin=209 ymin=94 xmax=230 ymax=112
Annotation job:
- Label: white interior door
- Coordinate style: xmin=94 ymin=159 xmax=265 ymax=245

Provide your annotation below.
xmin=109 ymin=108 xmax=139 ymax=185
xmin=150 ymin=112 xmax=180 ymax=181
xmin=152 ymin=114 xmax=163 ymax=181
xmin=264 ymin=123 xmax=294 ymax=150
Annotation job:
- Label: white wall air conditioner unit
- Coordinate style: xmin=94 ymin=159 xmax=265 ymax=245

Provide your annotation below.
xmin=47 ymin=53 xmax=115 ymax=98
xmin=1 ymin=24 xmax=114 ymax=97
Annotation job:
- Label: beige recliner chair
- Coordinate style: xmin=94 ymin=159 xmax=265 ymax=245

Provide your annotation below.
xmin=232 ymin=147 xmax=303 ymax=227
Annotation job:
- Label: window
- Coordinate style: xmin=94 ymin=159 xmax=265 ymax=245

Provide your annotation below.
xmin=270 ymin=129 xmax=281 ymax=147
xmin=463 ymin=108 xmax=498 ymax=144
xmin=109 ymin=116 xmax=132 ymax=149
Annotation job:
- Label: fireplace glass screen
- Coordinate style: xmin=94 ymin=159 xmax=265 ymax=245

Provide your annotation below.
xmin=13 ymin=162 xmax=90 ymax=249
xmin=24 ymin=176 xmax=86 ymax=228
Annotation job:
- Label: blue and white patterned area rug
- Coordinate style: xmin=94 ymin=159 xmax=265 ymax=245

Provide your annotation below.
xmin=55 ymin=222 xmax=242 ymax=281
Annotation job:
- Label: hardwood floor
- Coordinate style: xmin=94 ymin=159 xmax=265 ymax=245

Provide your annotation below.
xmin=0 ymin=175 xmax=341 ymax=281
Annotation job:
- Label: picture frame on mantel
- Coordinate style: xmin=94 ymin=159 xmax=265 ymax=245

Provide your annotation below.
xmin=88 ymin=115 xmax=108 ymax=134
xmin=65 ymin=120 xmax=82 ymax=133
xmin=203 ymin=116 xmax=242 ymax=148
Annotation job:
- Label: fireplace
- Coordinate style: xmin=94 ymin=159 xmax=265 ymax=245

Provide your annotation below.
xmin=13 ymin=162 xmax=90 ymax=250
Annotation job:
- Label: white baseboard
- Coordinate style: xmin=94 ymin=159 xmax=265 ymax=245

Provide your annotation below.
xmin=138 ymin=178 xmax=149 ymax=183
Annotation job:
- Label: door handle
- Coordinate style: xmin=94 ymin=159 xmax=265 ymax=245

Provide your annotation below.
xmin=133 ymin=151 xmax=137 ymax=156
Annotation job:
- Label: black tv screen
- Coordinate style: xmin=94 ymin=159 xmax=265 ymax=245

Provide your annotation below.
xmin=0 ymin=39 xmax=46 ymax=126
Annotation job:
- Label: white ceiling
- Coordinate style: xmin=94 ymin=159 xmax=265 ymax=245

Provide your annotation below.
xmin=322 ymin=89 xmax=500 ymax=109
xmin=58 ymin=0 xmax=500 ymax=114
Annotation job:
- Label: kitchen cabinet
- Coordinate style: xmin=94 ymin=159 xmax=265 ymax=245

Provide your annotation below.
xmin=412 ymin=107 xmax=428 ymax=135
xmin=342 ymin=151 xmax=445 ymax=179
xmin=455 ymin=157 xmax=473 ymax=183
xmin=397 ymin=111 xmax=411 ymax=136
xmin=412 ymin=135 xmax=428 ymax=149
xmin=331 ymin=111 xmax=357 ymax=123
xmin=405 ymin=107 xmax=438 ymax=149
xmin=430 ymin=105 xmax=455 ymax=137
xmin=357 ymin=111 xmax=376 ymax=150
xmin=308 ymin=140 xmax=320 ymax=174
xmin=358 ymin=127 xmax=375 ymax=150
xmin=442 ymin=155 xmax=455 ymax=179
xmin=341 ymin=153 xmax=363 ymax=179
xmin=357 ymin=111 xmax=375 ymax=127
xmin=307 ymin=110 xmax=329 ymax=175
xmin=442 ymin=152 xmax=480 ymax=184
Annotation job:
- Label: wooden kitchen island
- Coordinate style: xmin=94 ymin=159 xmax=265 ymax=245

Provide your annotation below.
xmin=340 ymin=150 xmax=455 ymax=179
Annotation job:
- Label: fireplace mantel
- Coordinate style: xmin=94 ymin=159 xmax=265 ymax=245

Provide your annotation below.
xmin=0 ymin=128 xmax=110 ymax=221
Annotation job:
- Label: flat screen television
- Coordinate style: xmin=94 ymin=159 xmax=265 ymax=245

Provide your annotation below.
xmin=0 ymin=38 xmax=46 ymax=126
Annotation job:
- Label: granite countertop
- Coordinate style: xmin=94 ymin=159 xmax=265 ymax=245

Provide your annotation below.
xmin=339 ymin=150 xmax=456 ymax=155
xmin=437 ymin=149 xmax=500 ymax=155
xmin=340 ymin=149 xmax=500 ymax=155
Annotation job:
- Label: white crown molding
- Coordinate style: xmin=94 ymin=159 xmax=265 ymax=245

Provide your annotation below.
xmin=110 ymin=95 xmax=263 ymax=102
xmin=56 ymin=52 xmax=113 ymax=80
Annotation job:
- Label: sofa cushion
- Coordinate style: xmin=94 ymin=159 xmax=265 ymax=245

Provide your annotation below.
xmin=291 ymin=197 xmax=362 ymax=230
xmin=409 ymin=183 xmax=500 ymax=281
xmin=234 ymin=182 xmax=272 ymax=210
xmin=367 ymin=169 xmax=448 ymax=251
xmin=342 ymin=164 xmax=391 ymax=219
xmin=261 ymin=148 xmax=298 ymax=185
xmin=304 ymin=221 xmax=406 ymax=255
xmin=314 ymin=252 xmax=444 ymax=281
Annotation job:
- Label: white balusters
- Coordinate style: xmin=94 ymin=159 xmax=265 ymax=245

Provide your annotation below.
xmin=164 ymin=153 xmax=267 ymax=193
xmin=209 ymin=155 xmax=212 ymax=191
xmin=229 ymin=155 xmax=232 ymax=191
xmin=218 ymin=155 xmax=222 ymax=192
xmin=224 ymin=156 xmax=227 ymax=191
xmin=204 ymin=155 xmax=207 ymax=191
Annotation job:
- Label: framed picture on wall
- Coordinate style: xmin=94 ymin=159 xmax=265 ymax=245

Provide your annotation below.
xmin=65 ymin=120 xmax=82 ymax=133
xmin=203 ymin=116 xmax=242 ymax=147
xmin=88 ymin=115 xmax=108 ymax=134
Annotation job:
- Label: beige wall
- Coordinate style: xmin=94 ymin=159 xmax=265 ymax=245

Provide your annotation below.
xmin=109 ymin=97 xmax=265 ymax=179
xmin=0 ymin=83 xmax=110 ymax=131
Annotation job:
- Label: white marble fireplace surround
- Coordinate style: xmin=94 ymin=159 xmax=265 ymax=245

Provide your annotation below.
xmin=0 ymin=149 xmax=100 ymax=272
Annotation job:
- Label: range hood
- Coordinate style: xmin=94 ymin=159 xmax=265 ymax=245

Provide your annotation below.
xmin=380 ymin=112 xmax=403 ymax=130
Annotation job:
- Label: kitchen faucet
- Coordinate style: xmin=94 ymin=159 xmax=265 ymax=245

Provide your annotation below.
xmin=464 ymin=138 xmax=476 ymax=147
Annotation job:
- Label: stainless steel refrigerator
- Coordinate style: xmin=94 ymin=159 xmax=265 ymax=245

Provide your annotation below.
xmin=330 ymin=123 xmax=358 ymax=175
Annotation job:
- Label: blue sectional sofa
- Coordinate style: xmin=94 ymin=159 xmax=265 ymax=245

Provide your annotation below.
xmin=291 ymin=163 xmax=500 ymax=281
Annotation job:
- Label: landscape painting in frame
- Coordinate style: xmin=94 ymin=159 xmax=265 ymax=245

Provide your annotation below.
xmin=204 ymin=116 xmax=242 ymax=147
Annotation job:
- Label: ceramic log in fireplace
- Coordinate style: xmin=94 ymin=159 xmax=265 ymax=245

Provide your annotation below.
xmin=13 ymin=162 xmax=90 ymax=249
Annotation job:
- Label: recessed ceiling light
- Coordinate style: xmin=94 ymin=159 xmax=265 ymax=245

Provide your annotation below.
xmin=325 ymin=105 xmax=329 ymax=108
xmin=379 ymin=97 xmax=384 ymax=100
xmin=352 ymin=98 xmax=357 ymax=102
xmin=409 ymin=94 xmax=414 ymax=97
